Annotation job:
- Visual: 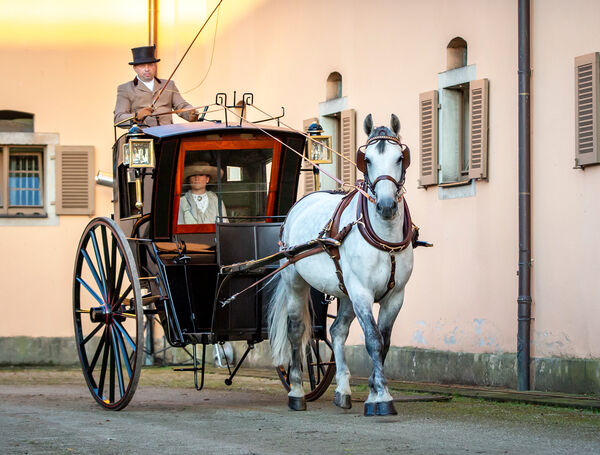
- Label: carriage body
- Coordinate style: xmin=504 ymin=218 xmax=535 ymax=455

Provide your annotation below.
xmin=114 ymin=121 xmax=320 ymax=343
xmin=73 ymin=119 xmax=334 ymax=410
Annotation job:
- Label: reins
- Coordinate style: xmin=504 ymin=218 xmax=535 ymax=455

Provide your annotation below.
xmin=218 ymin=123 xmax=415 ymax=306
xmin=220 ymin=104 xmax=377 ymax=203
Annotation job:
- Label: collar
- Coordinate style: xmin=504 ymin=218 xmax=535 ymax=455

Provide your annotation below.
xmin=132 ymin=76 xmax=162 ymax=86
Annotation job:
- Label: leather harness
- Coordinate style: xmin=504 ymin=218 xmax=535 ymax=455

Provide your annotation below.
xmin=282 ymin=182 xmax=414 ymax=301
xmin=220 ymin=132 xmax=421 ymax=308
xmin=283 ymin=133 xmax=415 ymax=301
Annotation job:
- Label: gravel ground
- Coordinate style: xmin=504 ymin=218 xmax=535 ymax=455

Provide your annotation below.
xmin=0 ymin=367 xmax=598 ymax=455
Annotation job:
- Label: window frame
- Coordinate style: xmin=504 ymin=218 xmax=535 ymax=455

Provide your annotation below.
xmin=0 ymin=145 xmax=46 ymax=217
xmin=438 ymin=64 xmax=477 ymax=186
xmin=173 ymin=135 xmax=282 ymax=234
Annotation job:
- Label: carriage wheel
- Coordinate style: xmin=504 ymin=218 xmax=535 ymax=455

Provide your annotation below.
xmin=73 ymin=217 xmax=144 ymax=411
xmin=276 ymin=332 xmax=336 ymax=402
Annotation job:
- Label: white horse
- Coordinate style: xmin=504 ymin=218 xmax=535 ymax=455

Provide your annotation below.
xmin=269 ymin=114 xmax=414 ymax=416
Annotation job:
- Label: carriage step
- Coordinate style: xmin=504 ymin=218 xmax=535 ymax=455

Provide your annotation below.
xmin=140 ymin=295 xmax=163 ymax=305
xmin=128 ymin=295 xmax=165 ymax=306
xmin=310 ymin=361 xmax=335 ymax=366
xmin=173 ymin=367 xmax=204 ymax=372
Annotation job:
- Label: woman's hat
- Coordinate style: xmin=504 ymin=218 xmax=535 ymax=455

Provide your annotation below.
xmin=129 ymin=45 xmax=161 ymax=65
xmin=183 ymin=162 xmax=223 ymax=181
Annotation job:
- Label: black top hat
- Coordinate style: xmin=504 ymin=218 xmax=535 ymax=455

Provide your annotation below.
xmin=129 ymin=45 xmax=161 ymax=65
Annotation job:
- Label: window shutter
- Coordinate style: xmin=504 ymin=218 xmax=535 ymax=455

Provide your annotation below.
xmin=340 ymin=109 xmax=357 ymax=186
xmin=574 ymin=53 xmax=600 ymax=167
xmin=468 ymin=79 xmax=489 ymax=180
xmin=302 ymin=118 xmax=317 ymax=195
xmin=418 ymin=91 xmax=439 ymax=187
xmin=56 ymin=145 xmax=95 ymax=215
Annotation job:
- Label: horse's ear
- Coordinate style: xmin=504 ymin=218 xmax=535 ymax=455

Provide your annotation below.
xmin=391 ymin=114 xmax=401 ymax=135
xmin=363 ymin=114 xmax=373 ymax=135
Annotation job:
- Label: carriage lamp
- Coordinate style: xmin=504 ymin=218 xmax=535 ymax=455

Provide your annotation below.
xmin=307 ymin=122 xmax=332 ymax=164
xmin=123 ymin=143 xmax=130 ymax=165
xmin=128 ymin=138 xmax=155 ymax=168
xmin=306 ymin=121 xmax=332 ymax=191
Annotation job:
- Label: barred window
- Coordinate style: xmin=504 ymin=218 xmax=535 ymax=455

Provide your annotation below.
xmin=0 ymin=146 xmax=45 ymax=216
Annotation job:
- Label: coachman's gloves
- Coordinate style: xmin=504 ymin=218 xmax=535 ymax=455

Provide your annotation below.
xmin=135 ymin=106 xmax=154 ymax=122
xmin=188 ymin=111 xmax=200 ymax=122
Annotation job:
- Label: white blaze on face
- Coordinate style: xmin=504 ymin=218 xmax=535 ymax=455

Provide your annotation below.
xmin=366 ymin=140 xmax=403 ymax=203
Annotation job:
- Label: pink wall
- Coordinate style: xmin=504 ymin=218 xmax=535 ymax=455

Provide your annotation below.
xmin=1 ymin=0 xmax=599 ymax=360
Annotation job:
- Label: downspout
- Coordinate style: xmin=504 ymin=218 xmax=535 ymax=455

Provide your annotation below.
xmin=149 ymin=0 xmax=159 ymax=47
xmin=517 ymin=0 xmax=532 ymax=391
xmin=145 ymin=0 xmax=159 ymax=365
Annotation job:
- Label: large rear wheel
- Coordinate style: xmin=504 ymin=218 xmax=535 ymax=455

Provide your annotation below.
xmin=73 ymin=217 xmax=143 ymax=410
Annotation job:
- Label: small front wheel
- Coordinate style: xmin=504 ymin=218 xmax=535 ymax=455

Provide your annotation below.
xmin=73 ymin=217 xmax=144 ymax=410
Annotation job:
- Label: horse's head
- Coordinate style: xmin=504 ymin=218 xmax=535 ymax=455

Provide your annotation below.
xmin=357 ymin=114 xmax=410 ymax=220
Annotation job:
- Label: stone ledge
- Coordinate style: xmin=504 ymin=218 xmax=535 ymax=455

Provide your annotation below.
xmin=1 ymin=337 xmax=598 ymax=394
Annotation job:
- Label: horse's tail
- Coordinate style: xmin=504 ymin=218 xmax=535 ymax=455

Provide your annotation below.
xmin=268 ymin=273 xmax=311 ymax=367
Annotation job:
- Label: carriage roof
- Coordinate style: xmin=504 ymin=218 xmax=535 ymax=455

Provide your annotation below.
xmin=142 ymin=121 xmax=299 ymax=140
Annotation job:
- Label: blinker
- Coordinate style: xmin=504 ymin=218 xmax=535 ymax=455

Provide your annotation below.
xmin=355 ymin=139 xmax=411 ymax=175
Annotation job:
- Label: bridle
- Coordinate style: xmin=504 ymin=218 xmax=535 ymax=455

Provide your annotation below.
xmin=356 ymin=135 xmax=411 ymax=201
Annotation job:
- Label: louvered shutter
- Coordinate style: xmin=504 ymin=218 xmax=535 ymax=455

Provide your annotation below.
xmin=340 ymin=108 xmax=357 ymax=186
xmin=575 ymin=53 xmax=600 ymax=167
xmin=418 ymin=91 xmax=439 ymax=187
xmin=56 ymin=145 xmax=95 ymax=215
xmin=468 ymin=79 xmax=489 ymax=180
xmin=302 ymin=118 xmax=317 ymax=195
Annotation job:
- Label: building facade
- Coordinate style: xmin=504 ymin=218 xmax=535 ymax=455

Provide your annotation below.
xmin=1 ymin=0 xmax=599 ymax=393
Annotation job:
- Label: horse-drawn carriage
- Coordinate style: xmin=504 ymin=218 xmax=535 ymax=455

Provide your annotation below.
xmin=72 ymin=96 xmax=336 ymax=410
xmin=74 ymin=92 xmax=426 ymax=415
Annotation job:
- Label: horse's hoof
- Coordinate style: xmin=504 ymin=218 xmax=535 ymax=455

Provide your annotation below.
xmin=288 ymin=396 xmax=306 ymax=411
xmin=333 ymin=392 xmax=352 ymax=409
xmin=375 ymin=400 xmax=398 ymax=416
xmin=364 ymin=402 xmax=376 ymax=416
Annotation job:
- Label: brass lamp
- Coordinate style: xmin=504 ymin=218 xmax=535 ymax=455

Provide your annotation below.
xmin=307 ymin=122 xmax=332 ymax=164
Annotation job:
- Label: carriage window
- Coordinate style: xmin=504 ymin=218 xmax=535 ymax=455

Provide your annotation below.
xmin=177 ymin=147 xmax=273 ymax=225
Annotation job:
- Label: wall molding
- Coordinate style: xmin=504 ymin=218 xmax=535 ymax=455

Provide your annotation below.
xmin=2 ymin=337 xmax=598 ymax=394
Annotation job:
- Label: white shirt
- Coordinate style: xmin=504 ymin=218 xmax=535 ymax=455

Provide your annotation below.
xmin=191 ymin=193 xmax=209 ymax=213
xmin=137 ymin=76 xmax=155 ymax=92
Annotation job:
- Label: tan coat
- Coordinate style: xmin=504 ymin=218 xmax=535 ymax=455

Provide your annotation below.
xmin=178 ymin=191 xmax=228 ymax=225
xmin=113 ymin=77 xmax=194 ymax=127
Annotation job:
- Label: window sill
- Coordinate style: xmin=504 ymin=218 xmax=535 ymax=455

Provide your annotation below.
xmin=0 ymin=212 xmax=48 ymax=218
xmin=438 ymin=179 xmax=476 ymax=200
xmin=438 ymin=179 xmax=472 ymax=188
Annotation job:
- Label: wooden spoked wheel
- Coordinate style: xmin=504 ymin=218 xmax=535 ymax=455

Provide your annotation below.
xmin=276 ymin=333 xmax=336 ymax=402
xmin=73 ymin=217 xmax=143 ymax=411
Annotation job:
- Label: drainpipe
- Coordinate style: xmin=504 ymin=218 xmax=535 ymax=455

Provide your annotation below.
xmin=149 ymin=0 xmax=159 ymax=46
xmin=517 ymin=0 xmax=532 ymax=391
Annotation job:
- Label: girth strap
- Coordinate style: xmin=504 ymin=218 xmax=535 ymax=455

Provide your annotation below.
xmin=377 ymin=253 xmax=396 ymax=302
xmin=318 ymin=189 xmax=359 ymax=295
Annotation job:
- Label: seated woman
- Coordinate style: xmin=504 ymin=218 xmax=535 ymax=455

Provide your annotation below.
xmin=178 ymin=162 xmax=228 ymax=224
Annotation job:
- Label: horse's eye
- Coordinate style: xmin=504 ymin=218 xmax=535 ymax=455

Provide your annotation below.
xmin=397 ymin=156 xmax=403 ymax=164
xmin=365 ymin=157 xmax=371 ymax=165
